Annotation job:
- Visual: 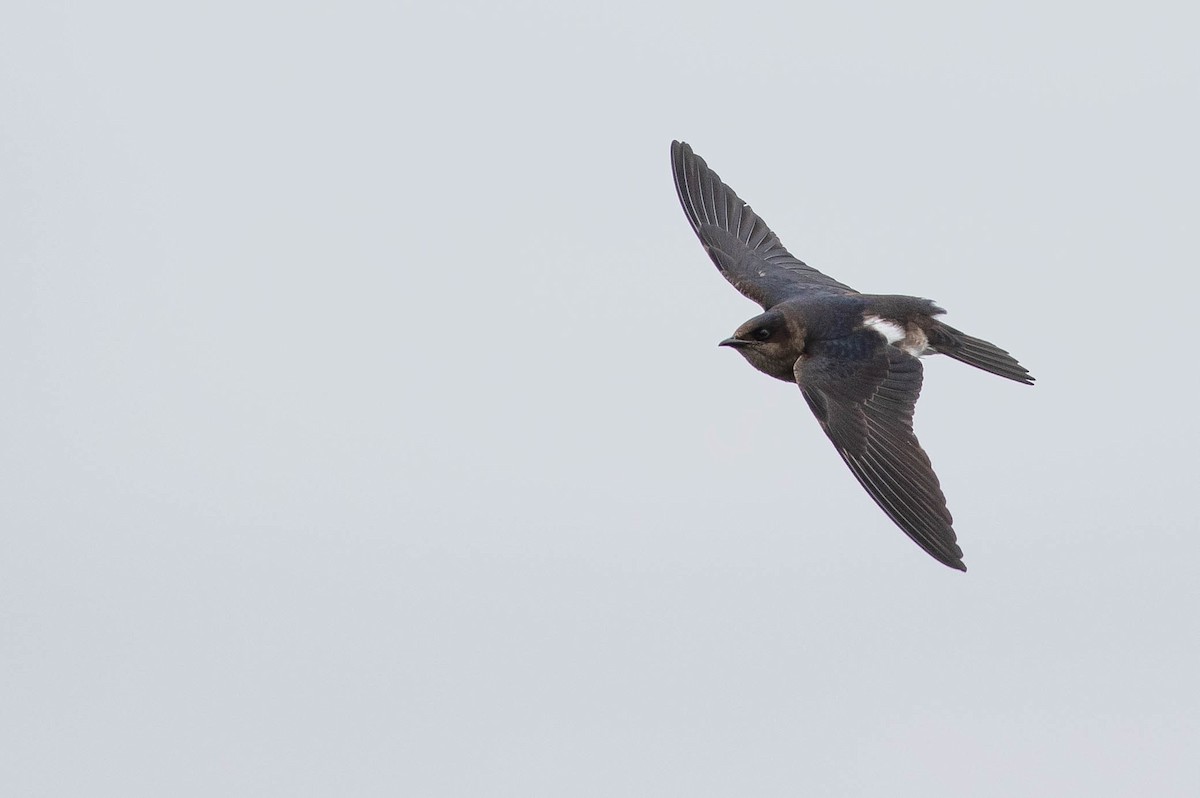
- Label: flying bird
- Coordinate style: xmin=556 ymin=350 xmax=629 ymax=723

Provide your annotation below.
xmin=671 ymin=141 xmax=1033 ymax=571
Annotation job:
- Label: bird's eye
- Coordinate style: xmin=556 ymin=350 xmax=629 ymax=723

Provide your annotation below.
xmin=753 ymin=327 xmax=772 ymax=341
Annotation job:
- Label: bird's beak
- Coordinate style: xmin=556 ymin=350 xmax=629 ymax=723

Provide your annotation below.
xmin=718 ymin=337 xmax=749 ymax=349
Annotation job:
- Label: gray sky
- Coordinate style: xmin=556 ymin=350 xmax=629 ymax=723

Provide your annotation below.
xmin=3 ymin=2 xmax=1198 ymax=796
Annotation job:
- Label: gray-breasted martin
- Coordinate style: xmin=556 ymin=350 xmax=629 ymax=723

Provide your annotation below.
xmin=671 ymin=141 xmax=1033 ymax=571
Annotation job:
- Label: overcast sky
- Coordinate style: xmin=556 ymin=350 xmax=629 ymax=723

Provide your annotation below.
xmin=3 ymin=2 xmax=1198 ymax=796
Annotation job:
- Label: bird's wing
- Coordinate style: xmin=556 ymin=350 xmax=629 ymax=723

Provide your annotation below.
xmin=794 ymin=331 xmax=965 ymax=570
xmin=671 ymin=141 xmax=855 ymax=309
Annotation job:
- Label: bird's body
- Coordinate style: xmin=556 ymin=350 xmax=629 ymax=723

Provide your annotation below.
xmin=671 ymin=141 xmax=1033 ymax=571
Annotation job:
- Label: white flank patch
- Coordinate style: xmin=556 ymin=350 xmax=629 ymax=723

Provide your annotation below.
xmin=864 ymin=315 xmax=931 ymax=356
xmin=863 ymin=315 xmax=905 ymax=344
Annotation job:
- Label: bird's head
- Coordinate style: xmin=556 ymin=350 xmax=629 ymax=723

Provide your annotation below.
xmin=719 ymin=310 xmax=805 ymax=381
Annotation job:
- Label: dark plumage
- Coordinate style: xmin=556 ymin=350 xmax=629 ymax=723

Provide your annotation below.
xmin=672 ymin=141 xmax=1033 ymax=571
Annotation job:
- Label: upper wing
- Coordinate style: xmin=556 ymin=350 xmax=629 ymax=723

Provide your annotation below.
xmin=795 ymin=331 xmax=965 ymax=571
xmin=671 ymin=140 xmax=855 ymax=309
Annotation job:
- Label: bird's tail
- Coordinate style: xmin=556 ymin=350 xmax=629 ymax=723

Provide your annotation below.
xmin=929 ymin=322 xmax=1035 ymax=385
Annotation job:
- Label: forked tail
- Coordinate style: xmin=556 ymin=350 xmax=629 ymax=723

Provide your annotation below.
xmin=929 ymin=322 xmax=1035 ymax=385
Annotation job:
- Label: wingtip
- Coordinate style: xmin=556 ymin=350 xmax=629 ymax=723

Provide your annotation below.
xmin=1008 ymin=363 xmax=1036 ymax=385
xmin=670 ymin=140 xmax=695 ymax=171
xmin=933 ymin=545 xmax=967 ymax=571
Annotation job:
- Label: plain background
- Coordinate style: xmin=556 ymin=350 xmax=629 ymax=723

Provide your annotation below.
xmin=3 ymin=2 xmax=1198 ymax=796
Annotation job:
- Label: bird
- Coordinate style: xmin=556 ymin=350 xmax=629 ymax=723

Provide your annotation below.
xmin=670 ymin=140 xmax=1033 ymax=571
